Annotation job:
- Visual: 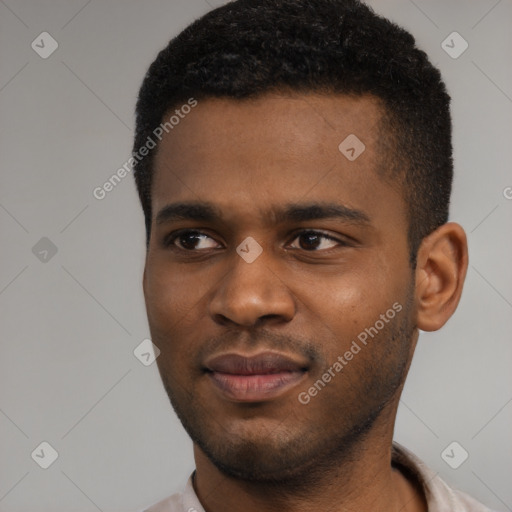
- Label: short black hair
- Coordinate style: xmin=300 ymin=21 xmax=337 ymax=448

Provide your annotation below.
xmin=133 ymin=0 xmax=453 ymax=265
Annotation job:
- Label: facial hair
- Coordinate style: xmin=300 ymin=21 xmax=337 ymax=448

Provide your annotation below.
xmin=158 ymin=291 xmax=416 ymax=491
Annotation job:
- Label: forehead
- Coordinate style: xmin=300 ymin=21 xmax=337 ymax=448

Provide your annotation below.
xmin=151 ymin=93 xmax=403 ymax=229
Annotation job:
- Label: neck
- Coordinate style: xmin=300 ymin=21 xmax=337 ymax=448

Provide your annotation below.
xmin=192 ymin=401 xmax=427 ymax=512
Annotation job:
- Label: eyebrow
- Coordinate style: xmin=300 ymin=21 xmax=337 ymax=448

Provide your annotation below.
xmin=155 ymin=201 xmax=370 ymax=226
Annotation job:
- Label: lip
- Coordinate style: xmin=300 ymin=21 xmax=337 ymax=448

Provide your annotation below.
xmin=204 ymin=351 xmax=309 ymax=402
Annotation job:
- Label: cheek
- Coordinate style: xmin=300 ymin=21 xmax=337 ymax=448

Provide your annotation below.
xmin=299 ymin=262 xmax=403 ymax=330
xmin=144 ymin=257 xmax=209 ymax=325
xmin=143 ymin=263 xmax=200 ymax=363
xmin=296 ymin=268 xmax=409 ymax=372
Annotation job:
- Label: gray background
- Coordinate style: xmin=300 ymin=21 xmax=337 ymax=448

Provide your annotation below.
xmin=0 ymin=0 xmax=511 ymax=511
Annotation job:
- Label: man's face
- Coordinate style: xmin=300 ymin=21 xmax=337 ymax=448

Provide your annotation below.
xmin=143 ymin=93 xmax=417 ymax=481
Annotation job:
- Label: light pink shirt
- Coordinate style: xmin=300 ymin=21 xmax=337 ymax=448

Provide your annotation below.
xmin=141 ymin=442 xmax=495 ymax=511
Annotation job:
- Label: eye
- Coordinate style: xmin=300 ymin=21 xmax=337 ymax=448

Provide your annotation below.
xmin=288 ymin=230 xmax=345 ymax=251
xmin=163 ymin=229 xmax=347 ymax=253
xmin=164 ymin=230 xmax=220 ymax=251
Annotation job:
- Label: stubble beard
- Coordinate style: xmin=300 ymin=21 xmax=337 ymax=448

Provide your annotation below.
xmin=159 ymin=295 xmax=415 ymax=489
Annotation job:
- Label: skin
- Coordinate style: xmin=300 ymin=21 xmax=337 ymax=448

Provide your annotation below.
xmin=143 ymin=92 xmax=468 ymax=512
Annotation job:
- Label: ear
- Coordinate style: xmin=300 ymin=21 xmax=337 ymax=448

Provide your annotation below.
xmin=414 ymin=222 xmax=468 ymax=331
xmin=142 ymin=257 xmax=149 ymax=299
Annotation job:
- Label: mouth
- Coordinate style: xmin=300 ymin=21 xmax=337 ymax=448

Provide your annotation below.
xmin=203 ymin=351 xmax=309 ymax=402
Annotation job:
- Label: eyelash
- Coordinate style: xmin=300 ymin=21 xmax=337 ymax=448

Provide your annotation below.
xmin=163 ymin=229 xmax=349 ymax=253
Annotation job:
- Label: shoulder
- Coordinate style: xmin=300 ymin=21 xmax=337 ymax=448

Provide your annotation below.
xmin=139 ymin=490 xmax=183 ymax=512
xmin=450 ymin=486 xmax=497 ymax=512
xmin=392 ymin=442 xmax=496 ymax=512
xmin=139 ymin=472 xmax=202 ymax=512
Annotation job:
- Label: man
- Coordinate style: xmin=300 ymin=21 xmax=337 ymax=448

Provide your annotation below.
xmin=133 ymin=1 xmax=494 ymax=510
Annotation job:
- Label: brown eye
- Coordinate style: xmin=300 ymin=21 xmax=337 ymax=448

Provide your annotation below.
xmin=289 ymin=231 xmax=343 ymax=251
xmin=166 ymin=230 xmax=219 ymax=251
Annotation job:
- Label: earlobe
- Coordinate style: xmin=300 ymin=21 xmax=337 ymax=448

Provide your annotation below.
xmin=414 ymin=222 xmax=468 ymax=332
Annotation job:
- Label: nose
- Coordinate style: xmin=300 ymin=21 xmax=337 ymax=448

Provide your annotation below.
xmin=208 ymin=247 xmax=297 ymax=328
